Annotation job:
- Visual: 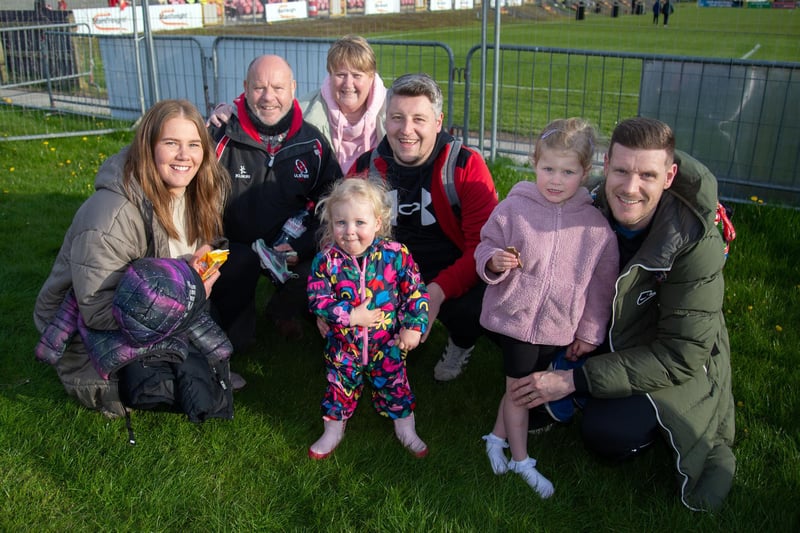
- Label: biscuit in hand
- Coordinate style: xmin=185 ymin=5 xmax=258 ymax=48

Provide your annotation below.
xmin=505 ymin=246 xmax=523 ymax=268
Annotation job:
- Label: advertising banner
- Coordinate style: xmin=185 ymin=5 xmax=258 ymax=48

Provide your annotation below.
xmin=71 ymin=5 xmax=203 ymax=35
xmin=149 ymin=4 xmax=204 ymax=32
xmin=72 ymin=6 xmax=135 ymax=35
xmin=265 ymin=1 xmax=309 ymax=22
xmin=697 ymin=0 xmax=735 ymax=6
xmin=365 ymin=0 xmax=401 ymax=15
xmin=430 ymin=0 xmax=453 ymax=10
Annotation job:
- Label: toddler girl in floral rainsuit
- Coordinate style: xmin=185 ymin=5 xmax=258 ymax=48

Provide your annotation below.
xmin=307 ymin=177 xmax=429 ymax=459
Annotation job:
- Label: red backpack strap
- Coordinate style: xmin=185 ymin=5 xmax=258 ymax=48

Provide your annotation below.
xmin=715 ymin=202 xmax=736 ymax=257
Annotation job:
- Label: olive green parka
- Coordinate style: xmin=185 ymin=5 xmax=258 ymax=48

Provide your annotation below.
xmin=586 ymin=150 xmax=735 ymax=511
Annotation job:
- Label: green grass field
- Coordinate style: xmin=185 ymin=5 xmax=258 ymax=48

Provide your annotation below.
xmin=2 ymin=130 xmax=799 ymax=531
xmin=1 ymin=5 xmax=800 ymax=531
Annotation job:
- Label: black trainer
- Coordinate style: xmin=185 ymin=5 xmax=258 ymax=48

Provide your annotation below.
xmin=528 ymin=405 xmax=570 ymax=435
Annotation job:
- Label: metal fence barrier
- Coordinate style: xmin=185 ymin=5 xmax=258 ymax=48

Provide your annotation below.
xmin=463 ymin=44 xmax=800 ymax=206
xmin=2 ymin=27 xmax=798 ymax=206
xmin=0 ymin=23 xmax=127 ymax=140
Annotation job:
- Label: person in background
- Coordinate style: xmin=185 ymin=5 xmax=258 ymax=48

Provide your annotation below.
xmin=349 ymin=73 xmax=499 ymax=382
xmin=307 ymin=178 xmax=429 ymax=460
xmin=207 ymin=55 xmax=341 ymax=351
xmin=34 ymin=99 xmax=232 ymax=417
xmin=512 ymin=117 xmax=735 ymax=511
xmin=477 ymin=118 xmax=618 ymax=499
xmin=208 ymin=35 xmax=386 ymax=175
xmin=652 ymin=0 xmax=660 ymax=25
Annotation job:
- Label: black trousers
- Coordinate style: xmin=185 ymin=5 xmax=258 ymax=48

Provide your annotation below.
xmin=210 ymin=240 xmax=311 ymax=352
xmin=580 ymin=394 xmax=659 ymax=460
xmin=435 ymin=281 xmax=489 ymax=349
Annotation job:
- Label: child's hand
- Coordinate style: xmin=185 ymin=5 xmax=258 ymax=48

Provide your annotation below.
xmin=487 ymin=247 xmax=522 ymax=273
xmin=315 ymin=316 xmax=330 ymax=337
xmin=567 ymin=339 xmax=597 ymax=361
xmin=395 ymin=328 xmax=422 ymax=351
xmin=349 ymin=298 xmax=382 ymax=328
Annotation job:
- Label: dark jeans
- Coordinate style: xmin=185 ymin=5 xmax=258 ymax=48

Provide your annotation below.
xmin=580 ymin=394 xmax=659 ymax=460
xmin=210 ymin=240 xmax=311 ymax=352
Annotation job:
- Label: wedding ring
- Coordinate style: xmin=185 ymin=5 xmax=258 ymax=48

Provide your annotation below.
xmin=528 ymin=394 xmax=534 ymax=402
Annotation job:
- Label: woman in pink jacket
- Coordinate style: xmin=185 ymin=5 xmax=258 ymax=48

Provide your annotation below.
xmin=475 ymin=118 xmax=618 ymax=498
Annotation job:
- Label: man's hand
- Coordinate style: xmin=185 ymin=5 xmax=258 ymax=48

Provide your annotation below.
xmin=421 ymin=282 xmax=445 ymax=343
xmin=274 ymin=243 xmax=299 ymax=267
xmin=396 ymin=328 xmax=422 ymax=351
xmin=205 ymin=103 xmax=234 ymax=128
xmin=510 ymin=369 xmax=576 ymax=409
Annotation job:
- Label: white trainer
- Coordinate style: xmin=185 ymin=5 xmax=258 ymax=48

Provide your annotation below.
xmin=433 ymin=338 xmax=475 ymax=381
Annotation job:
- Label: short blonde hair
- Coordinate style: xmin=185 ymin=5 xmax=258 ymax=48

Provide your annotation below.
xmin=316 ymin=178 xmax=393 ymax=249
xmin=326 ymin=35 xmax=377 ymax=75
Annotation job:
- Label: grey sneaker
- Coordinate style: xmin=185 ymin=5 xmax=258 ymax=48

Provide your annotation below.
xmin=433 ymin=338 xmax=474 ymax=381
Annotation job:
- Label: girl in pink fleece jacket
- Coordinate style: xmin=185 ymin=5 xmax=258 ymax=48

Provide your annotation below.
xmin=475 ymin=118 xmax=618 ymax=498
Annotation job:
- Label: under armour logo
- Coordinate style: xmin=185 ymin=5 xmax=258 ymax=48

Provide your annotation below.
xmin=637 ymin=290 xmax=657 ymax=306
xmin=388 ymin=188 xmax=435 ymax=226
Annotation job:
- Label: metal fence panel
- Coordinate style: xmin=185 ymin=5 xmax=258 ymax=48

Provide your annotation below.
xmin=641 ymin=58 xmax=800 ymax=206
xmin=463 ymin=45 xmax=642 ymax=159
xmin=464 ymin=44 xmax=800 ymax=206
xmin=0 ymin=23 xmax=129 ymax=140
xmin=100 ymin=34 xmax=209 ymax=120
xmin=2 ymin=26 xmax=798 ymax=206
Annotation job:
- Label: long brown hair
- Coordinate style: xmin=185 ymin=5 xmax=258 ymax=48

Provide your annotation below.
xmin=123 ymin=99 xmax=230 ymax=245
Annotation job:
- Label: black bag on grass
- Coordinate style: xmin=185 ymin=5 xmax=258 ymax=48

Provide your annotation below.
xmin=118 ymin=350 xmax=233 ymax=423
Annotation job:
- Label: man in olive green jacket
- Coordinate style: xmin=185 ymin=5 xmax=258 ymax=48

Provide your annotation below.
xmin=512 ymin=117 xmax=735 ymax=511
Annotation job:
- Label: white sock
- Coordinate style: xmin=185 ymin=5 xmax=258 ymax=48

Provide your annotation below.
xmin=394 ymin=413 xmax=428 ymax=457
xmin=509 ymin=456 xmax=555 ymax=499
xmin=308 ymin=419 xmax=345 ymax=459
xmin=482 ymin=433 xmax=509 ymax=475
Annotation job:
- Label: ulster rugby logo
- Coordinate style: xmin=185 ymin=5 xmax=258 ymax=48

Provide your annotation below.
xmin=294 ymin=159 xmax=309 ymax=180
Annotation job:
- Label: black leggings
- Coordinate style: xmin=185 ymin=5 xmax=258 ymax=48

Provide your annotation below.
xmin=496 ymin=334 xmax=559 ymax=378
xmin=580 ymin=394 xmax=659 ymax=460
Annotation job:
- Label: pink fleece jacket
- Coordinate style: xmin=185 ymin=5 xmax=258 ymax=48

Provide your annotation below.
xmin=475 ymin=181 xmax=618 ymax=347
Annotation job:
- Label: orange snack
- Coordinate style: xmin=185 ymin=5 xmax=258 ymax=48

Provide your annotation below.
xmin=197 ymin=249 xmax=229 ymax=281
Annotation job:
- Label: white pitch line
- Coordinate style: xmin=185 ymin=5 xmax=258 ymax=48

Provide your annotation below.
xmin=742 ymin=44 xmax=761 ymax=60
